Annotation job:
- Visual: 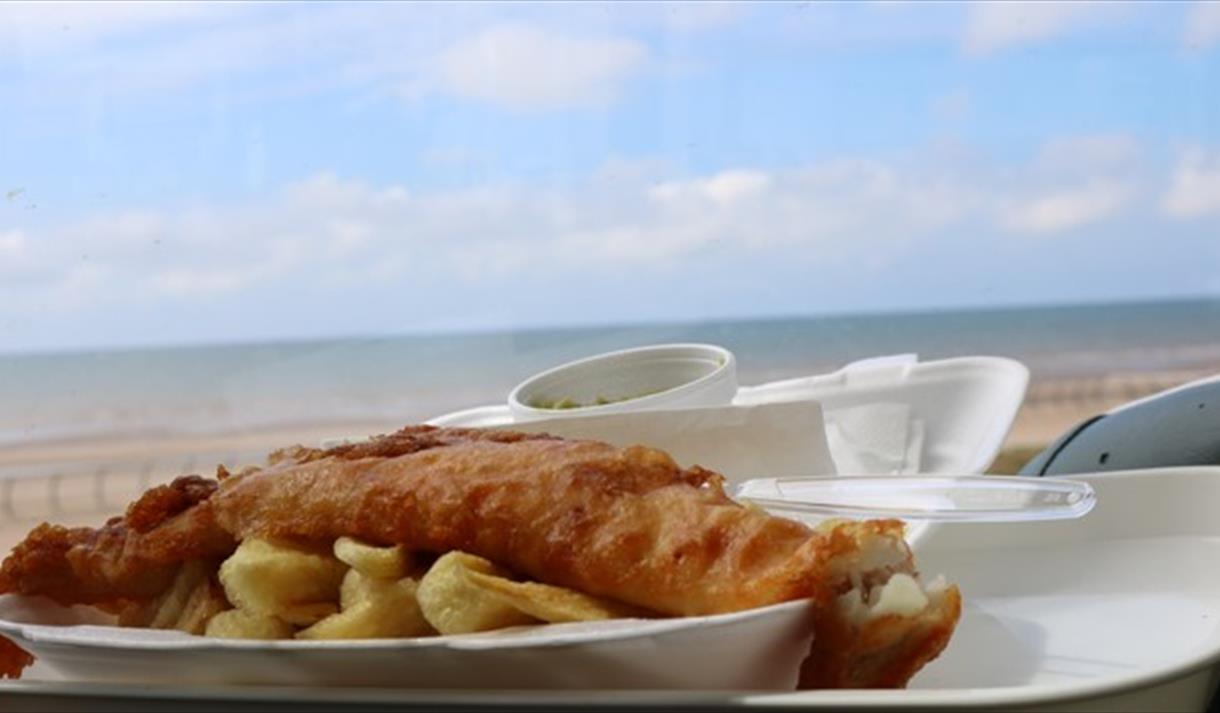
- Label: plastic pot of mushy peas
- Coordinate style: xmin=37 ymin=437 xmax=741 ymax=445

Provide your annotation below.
xmin=507 ymin=343 xmax=738 ymax=422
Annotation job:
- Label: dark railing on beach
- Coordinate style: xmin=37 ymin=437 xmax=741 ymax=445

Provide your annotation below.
xmin=0 ymin=448 xmax=270 ymax=547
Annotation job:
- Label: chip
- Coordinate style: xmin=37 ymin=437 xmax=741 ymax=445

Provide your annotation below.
xmin=297 ymin=576 xmax=433 ymax=640
xmin=175 ymin=578 xmax=230 ymax=635
xmin=119 ymin=560 xmax=219 ymax=632
xmin=333 ymin=537 xmax=411 ymax=580
xmin=415 ymin=552 xmax=536 ymax=635
xmin=464 ymin=570 xmax=644 ymax=623
xmin=339 ymin=567 xmax=392 ymax=610
xmin=205 ymin=608 xmax=295 ymax=640
xmin=218 ymin=537 xmax=346 ymax=626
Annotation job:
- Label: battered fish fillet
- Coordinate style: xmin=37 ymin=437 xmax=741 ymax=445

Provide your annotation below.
xmin=0 ymin=425 xmax=960 ymax=687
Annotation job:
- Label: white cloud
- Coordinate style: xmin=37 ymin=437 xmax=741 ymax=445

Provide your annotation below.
xmin=1162 ymin=147 xmax=1220 ymax=219
xmin=435 ymin=24 xmax=647 ymax=110
xmin=0 ymin=161 xmax=925 ymax=310
xmin=2 ymin=4 xmax=402 ymax=105
xmin=963 ymin=1 xmax=1115 ymax=54
xmin=0 ymin=229 xmax=39 ymax=282
xmin=988 ymin=133 xmax=1140 ymax=235
xmin=285 ymin=173 xmax=380 ymax=212
xmin=650 ymin=170 xmax=771 ymax=204
xmin=151 ymin=267 xmax=256 ymax=297
xmin=0 ymin=229 xmax=24 ymax=256
xmin=0 ymin=135 xmax=1166 ymax=316
xmin=1001 ymin=181 xmax=1130 ymax=235
xmin=1184 ymin=1 xmax=1220 ymax=50
xmin=1030 ymin=134 xmax=1139 ymax=173
xmin=5 ymin=11 xmax=653 ymax=114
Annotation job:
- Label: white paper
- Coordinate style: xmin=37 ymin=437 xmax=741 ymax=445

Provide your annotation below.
xmin=824 ymin=403 xmax=925 ymax=475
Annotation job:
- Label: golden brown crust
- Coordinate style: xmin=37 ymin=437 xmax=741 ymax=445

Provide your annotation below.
xmin=322 ymin=425 xmax=560 ymax=461
xmin=125 ymin=476 xmax=219 ymax=534
xmin=801 ymin=584 xmax=962 ymax=688
xmin=0 ymin=487 xmax=235 ymax=606
xmin=267 ymin=425 xmax=560 ymax=467
xmin=783 ymin=520 xmax=963 ymax=689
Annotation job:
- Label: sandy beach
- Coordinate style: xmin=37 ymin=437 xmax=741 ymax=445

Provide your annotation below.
xmin=1006 ymin=367 xmax=1220 ymax=445
xmin=985 ymin=366 xmax=1220 ymax=473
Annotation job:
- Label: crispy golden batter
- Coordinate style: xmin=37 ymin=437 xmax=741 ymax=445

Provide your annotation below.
xmin=794 ymin=520 xmax=962 ymax=688
xmin=0 ymin=476 xmax=235 ymax=605
xmin=0 ymin=425 xmax=960 ymax=687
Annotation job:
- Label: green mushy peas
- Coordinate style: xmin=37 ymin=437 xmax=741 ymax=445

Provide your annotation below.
xmin=529 ymin=397 xmax=582 ymax=410
xmin=528 ymin=389 xmax=666 ymax=410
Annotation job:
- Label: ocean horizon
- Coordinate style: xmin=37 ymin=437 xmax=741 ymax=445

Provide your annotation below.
xmin=2 ymin=297 xmax=1218 ymax=447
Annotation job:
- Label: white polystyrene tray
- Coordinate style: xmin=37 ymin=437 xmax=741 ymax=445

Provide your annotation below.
xmin=428 ymin=354 xmax=1029 ymax=476
xmin=5 ymin=467 xmax=1220 ymax=712
xmin=0 ymin=599 xmax=816 ymax=690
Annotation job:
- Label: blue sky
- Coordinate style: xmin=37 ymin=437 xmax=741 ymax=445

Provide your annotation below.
xmin=1 ymin=1 xmax=1218 ymax=354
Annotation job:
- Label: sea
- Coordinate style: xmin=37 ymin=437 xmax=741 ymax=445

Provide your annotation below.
xmin=1 ymin=298 xmax=1218 ymax=447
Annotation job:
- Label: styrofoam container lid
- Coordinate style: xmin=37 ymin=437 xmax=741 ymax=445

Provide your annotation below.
xmin=734 ymin=354 xmax=1029 ymax=475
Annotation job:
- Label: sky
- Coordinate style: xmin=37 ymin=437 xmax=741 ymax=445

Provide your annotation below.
xmin=1 ymin=0 xmax=1218 ymax=354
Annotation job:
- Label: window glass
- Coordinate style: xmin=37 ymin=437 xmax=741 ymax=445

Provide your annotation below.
xmin=0 ymin=1 xmax=1217 ymax=532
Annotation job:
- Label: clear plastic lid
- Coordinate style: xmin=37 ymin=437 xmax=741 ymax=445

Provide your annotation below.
xmin=735 ymin=475 xmax=1096 ymax=522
